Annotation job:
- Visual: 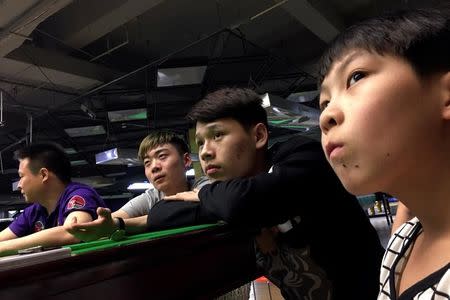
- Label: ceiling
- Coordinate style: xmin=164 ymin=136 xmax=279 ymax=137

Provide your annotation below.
xmin=0 ymin=0 xmax=443 ymax=207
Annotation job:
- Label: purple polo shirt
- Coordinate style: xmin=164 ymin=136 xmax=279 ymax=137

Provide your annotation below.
xmin=9 ymin=182 xmax=106 ymax=237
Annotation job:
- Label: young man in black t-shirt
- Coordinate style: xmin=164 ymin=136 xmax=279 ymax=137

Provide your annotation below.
xmin=147 ymin=88 xmax=384 ymax=300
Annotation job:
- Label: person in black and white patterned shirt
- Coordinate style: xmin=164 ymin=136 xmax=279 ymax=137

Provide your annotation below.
xmin=318 ymin=5 xmax=450 ymax=299
xmin=380 ymin=218 xmax=450 ymax=299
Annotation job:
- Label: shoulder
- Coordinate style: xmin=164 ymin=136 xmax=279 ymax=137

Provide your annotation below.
xmin=269 ymin=135 xmax=331 ymax=177
xmin=392 ymin=217 xmax=420 ymax=239
xmin=192 ymin=176 xmax=211 ymax=190
xmin=63 ymin=182 xmax=104 ymax=208
xmin=385 ymin=217 xmax=421 ymax=261
xmin=270 ymin=135 xmax=324 ymax=163
xmin=16 ymin=204 xmax=41 ymax=219
xmin=145 ymin=188 xmax=162 ymax=199
xmin=380 ymin=218 xmax=422 ymax=297
xmin=66 ymin=182 xmax=98 ymax=194
xmin=22 ymin=203 xmax=40 ymax=213
xmin=434 ymin=268 xmax=450 ymax=297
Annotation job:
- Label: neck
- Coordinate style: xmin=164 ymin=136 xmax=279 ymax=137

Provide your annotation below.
xmin=253 ymin=151 xmax=271 ymax=174
xmin=40 ymin=181 xmax=67 ymax=215
xmin=163 ymin=179 xmax=190 ymax=196
xmin=394 ymin=160 xmax=450 ymax=239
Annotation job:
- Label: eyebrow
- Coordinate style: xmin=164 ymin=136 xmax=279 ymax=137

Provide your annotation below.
xmin=144 ymin=147 xmax=169 ymax=160
xmin=195 ymin=123 xmax=221 ymax=140
xmin=153 ymin=148 xmax=168 ymax=156
xmin=321 ymin=52 xmax=365 ymax=93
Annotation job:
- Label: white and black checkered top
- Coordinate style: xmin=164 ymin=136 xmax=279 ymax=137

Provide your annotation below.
xmin=378 ymin=217 xmax=450 ymax=300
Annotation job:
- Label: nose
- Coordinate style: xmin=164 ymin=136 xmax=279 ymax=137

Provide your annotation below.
xmin=199 ymin=140 xmax=214 ymax=162
xmin=150 ymin=160 xmax=161 ymax=173
xmin=319 ymin=104 xmax=343 ymax=134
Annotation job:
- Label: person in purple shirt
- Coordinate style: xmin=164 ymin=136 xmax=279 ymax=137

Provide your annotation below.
xmin=0 ymin=142 xmax=105 ymax=256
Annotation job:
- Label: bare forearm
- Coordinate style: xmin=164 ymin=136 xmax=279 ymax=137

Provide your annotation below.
xmin=0 ymin=226 xmax=80 ymax=255
xmin=112 ymin=209 xmax=130 ymax=219
xmin=0 ymin=227 xmax=18 ymax=242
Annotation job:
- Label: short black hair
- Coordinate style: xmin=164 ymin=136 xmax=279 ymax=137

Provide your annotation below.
xmin=187 ymin=88 xmax=268 ymax=130
xmin=16 ymin=142 xmax=72 ymax=184
xmin=318 ymin=6 xmax=450 ymax=85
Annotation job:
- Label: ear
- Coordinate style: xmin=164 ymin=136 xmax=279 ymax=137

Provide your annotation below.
xmin=441 ymin=71 xmax=450 ymax=120
xmin=183 ymin=152 xmax=192 ymax=169
xmin=39 ymin=168 xmax=50 ymax=183
xmin=253 ymin=123 xmax=268 ymax=150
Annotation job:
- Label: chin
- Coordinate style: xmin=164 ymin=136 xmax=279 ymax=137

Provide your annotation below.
xmin=153 ymin=183 xmax=163 ymax=191
xmin=340 ymin=180 xmax=373 ymax=196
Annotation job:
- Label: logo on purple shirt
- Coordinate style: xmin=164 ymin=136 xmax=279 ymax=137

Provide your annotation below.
xmin=67 ymin=195 xmax=86 ymax=210
xmin=34 ymin=221 xmax=44 ymax=232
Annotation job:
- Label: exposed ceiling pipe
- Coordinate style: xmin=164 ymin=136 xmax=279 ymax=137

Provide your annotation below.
xmin=53 ymin=27 xmax=227 ymax=106
xmin=0 ymin=91 xmax=4 ymax=127
xmin=250 ymin=0 xmax=289 ymax=21
xmin=0 ymin=137 xmax=27 ymax=153
xmin=90 ymin=30 xmax=129 ymax=62
xmin=90 ymin=40 xmax=129 ymax=62
xmin=0 ymin=77 xmax=78 ymax=97
xmin=0 ymin=136 xmax=27 ymax=174
xmin=21 ymin=1 xmax=308 ymax=124
xmin=28 ymin=114 xmax=33 ymax=144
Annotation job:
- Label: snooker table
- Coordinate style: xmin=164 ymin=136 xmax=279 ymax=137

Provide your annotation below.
xmin=0 ymin=223 xmax=260 ymax=299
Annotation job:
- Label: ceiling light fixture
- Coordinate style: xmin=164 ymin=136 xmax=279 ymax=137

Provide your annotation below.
xmin=65 ymin=125 xmax=105 ymax=137
xmin=157 ymin=66 xmax=207 ymax=87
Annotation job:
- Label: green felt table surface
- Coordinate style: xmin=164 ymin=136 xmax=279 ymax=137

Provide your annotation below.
xmin=65 ymin=223 xmax=220 ymax=255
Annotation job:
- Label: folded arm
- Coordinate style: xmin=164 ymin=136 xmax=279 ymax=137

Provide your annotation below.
xmin=148 ymin=138 xmax=337 ymax=230
xmin=67 ymin=207 xmax=148 ymax=242
xmin=0 ymin=210 xmax=92 ymax=256
xmin=0 ymin=227 xmax=18 ymax=242
xmin=199 ymin=141 xmax=332 ymax=227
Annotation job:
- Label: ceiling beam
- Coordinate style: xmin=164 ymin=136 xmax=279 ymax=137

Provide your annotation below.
xmin=6 ymin=44 xmax=124 ymax=85
xmin=0 ymin=0 xmax=73 ymax=57
xmin=41 ymin=0 xmax=166 ymax=49
xmin=281 ymin=0 xmax=342 ymax=43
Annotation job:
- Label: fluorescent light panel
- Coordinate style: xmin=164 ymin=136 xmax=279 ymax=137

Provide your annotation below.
xmin=12 ymin=180 xmax=19 ymax=191
xmin=107 ymin=108 xmax=147 ymax=122
xmin=127 ymin=182 xmax=153 ymax=190
xmin=65 ymin=125 xmax=105 ymax=137
xmin=64 ymin=147 xmax=77 ymax=154
xmin=70 ymin=160 xmax=88 ymax=166
xmin=105 ymin=172 xmax=127 ymax=177
xmin=127 ymin=170 xmax=195 ymax=191
xmin=95 ymin=148 xmax=118 ymax=164
xmin=157 ymin=66 xmax=206 ymax=87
